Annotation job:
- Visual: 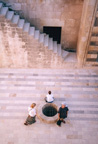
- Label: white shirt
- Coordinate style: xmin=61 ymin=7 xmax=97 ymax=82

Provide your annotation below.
xmin=28 ymin=107 xmax=36 ymax=117
xmin=46 ymin=94 xmax=54 ymax=102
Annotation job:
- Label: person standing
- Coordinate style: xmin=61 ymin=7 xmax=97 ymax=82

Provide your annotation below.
xmin=57 ymin=102 xmax=69 ymax=127
xmin=45 ymin=91 xmax=54 ymax=103
xmin=24 ymin=103 xmax=36 ymax=125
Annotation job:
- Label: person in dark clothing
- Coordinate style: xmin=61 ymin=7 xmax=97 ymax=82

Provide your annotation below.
xmin=57 ymin=102 xmax=69 ymax=127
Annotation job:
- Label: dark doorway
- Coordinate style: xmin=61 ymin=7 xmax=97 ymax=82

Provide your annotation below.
xmin=43 ymin=26 xmax=62 ymax=44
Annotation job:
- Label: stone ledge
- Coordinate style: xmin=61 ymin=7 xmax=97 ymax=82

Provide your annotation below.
xmin=37 ymin=102 xmax=58 ymax=124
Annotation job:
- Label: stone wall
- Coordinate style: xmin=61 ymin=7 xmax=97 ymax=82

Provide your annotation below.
xmin=2 ymin=0 xmax=83 ymax=50
xmin=0 ymin=15 xmax=73 ymax=69
xmin=77 ymin=0 xmax=98 ymax=66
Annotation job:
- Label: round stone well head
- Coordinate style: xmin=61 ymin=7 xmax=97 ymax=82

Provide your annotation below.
xmin=42 ymin=103 xmax=57 ymax=117
xmin=37 ymin=103 xmax=58 ymax=124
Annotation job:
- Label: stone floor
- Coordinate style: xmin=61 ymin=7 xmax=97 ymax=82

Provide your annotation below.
xmin=0 ymin=68 xmax=98 ymax=144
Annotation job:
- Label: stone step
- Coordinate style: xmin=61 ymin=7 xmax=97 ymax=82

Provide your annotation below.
xmin=0 ymin=70 xmax=97 ymax=76
xmin=69 ymin=113 xmax=98 ymax=119
xmin=0 ymin=73 xmax=98 ymax=77
xmin=64 ymin=53 xmax=77 ymax=62
xmin=0 ymin=92 xmax=98 ymax=100
xmin=91 ymin=36 xmax=98 ymax=42
xmin=57 ymin=44 xmax=62 ymax=56
xmin=39 ymin=33 xmax=45 ymax=43
xmin=88 ymin=51 xmax=98 ymax=54
xmin=12 ymin=15 xmax=19 ymax=24
xmin=0 ymin=81 xmax=97 ymax=87
xmin=0 ymin=3 xmax=3 ymax=10
xmin=0 ymin=115 xmax=98 ymax=122
xmin=2 ymin=104 xmax=98 ymax=113
xmin=0 ymin=74 xmax=98 ymax=81
xmin=44 ymin=35 xmax=49 ymax=47
xmin=0 ymin=75 xmax=97 ymax=81
xmin=1 ymin=106 xmax=98 ymax=112
xmin=89 ymin=46 xmax=98 ymax=51
xmin=62 ymin=50 xmax=69 ymax=58
xmin=2 ymin=104 xmax=98 ymax=111
xmin=0 ymin=111 xmax=98 ymax=121
xmin=0 ymin=95 xmax=98 ymax=101
xmin=96 ymin=11 xmax=98 ymax=17
xmin=69 ymin=108 xmax=98 ymax=112
xmin=0 ymin=73 xmax=98 ymax=79
xmin=0 ymin=84 xmax=97 ymax=91
xmin=0 ymin=83 xmax=97 ymax=120
xmin=34 ymin=30 xmax=40 ymax=39
xmin=0 ymin=71 xmax=98 ymax=77
xmin=4 ymin=93 xmax=98 ymax=100
xmin=48 ymin=38 xmax=53 ymax=50
xmin=0 ymin=76 xmax=98 ymax=82
xmin=86 ymin=61 xmax=98 ymax=67
xmin=0 ymin=88 xmax=97 ymax=94
xmin=0 ymin=68 xmax=97 ymax=75
xmin=29 ymin=26 xmax=35 ymax=36
xmin=18 ymin=19 xmax=25 ymax=29
xmin=0 ymin=82 xmax=98 ymax=88
xmin=0 ymin=7 xmax=8 ymax=16
xmin=0 ymin=96 xmax=98 ymax=104
xmin=93 ymin=26 xmax=98 ymax=33
xmin=23 ymin=22 xmax=30 ymax=32
xmin=87 ymin=54 xmax=97 ymax=60
xmin=0 ymin=74 xmax=98 ymax=80
xmin=53 ymin=41 xmax=58 ymax=53
xmin=6 ymin=11 xmax=14 ymax=20
xmin=0 ymin=109 xmax=98 ymax=116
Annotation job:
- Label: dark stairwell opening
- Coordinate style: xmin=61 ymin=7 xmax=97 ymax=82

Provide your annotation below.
xmin=43 ymin=26 xmax=62 ymax=44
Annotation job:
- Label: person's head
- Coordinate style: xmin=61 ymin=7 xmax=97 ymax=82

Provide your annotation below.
xmin=30 ymin=103 xmax=36 ymax=108
xmin=48 ymin=91 xmax=51 ymax=95
xmin=61 ymin=102 xmax=66 ymax=108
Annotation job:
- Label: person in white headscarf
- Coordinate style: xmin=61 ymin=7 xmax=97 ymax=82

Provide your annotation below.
xmin=24 ymin=103 xmax=36 ymax=126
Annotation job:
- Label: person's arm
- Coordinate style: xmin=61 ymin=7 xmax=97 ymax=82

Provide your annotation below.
xmin=45 ymin=95 xmax=48 ymax=101
xmin=58 ymin=108 xmax=61 ymax=119
xmin=66 ymin=111 xmax=68 ymax=117
xmin=66 ymin=107 xmax=69 ymax=117
xmin=58 ymin=113 xmax=60 ymax=119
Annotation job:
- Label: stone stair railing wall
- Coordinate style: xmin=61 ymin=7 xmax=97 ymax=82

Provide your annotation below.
xmin=0 ymin=3 xmax=77 ymax=69
xmin=86 ymin=3 xmax=98 ymax=66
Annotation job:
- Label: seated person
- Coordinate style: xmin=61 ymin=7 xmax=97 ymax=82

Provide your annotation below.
xmin=45 ymin=91 xmax=54 ymax=103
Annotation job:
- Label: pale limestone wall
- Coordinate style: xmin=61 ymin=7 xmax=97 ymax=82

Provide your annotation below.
xmin=3 ymin=0 xmax=83 ymax=50
xmin=77 ymin=0 xmax=97 ymax=66
xmin=0 ymin=17 xmax=28 ymax=68
xmin=0 ymin=16 xmax=74 ymax=69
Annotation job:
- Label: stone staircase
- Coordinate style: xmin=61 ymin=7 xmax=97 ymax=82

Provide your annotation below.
xmin=0 ymin=68 xmax=98 ymax=122
xmin=86 ymin=5 xmax=98 ymax=66
xmin=0 ymin=2 xmax=76 ymax=63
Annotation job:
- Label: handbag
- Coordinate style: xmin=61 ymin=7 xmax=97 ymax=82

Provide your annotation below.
xmin=57 ymin=119 xmax=61 ymax=126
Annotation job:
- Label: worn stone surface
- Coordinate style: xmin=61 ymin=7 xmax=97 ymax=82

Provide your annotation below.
xmin=0 ymin=68 xmax=98 ymax=144
xmin=2 ymin=0 xmax=83 ymax=50
xmin=0 ymin=16 xmax=77 ymax=68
